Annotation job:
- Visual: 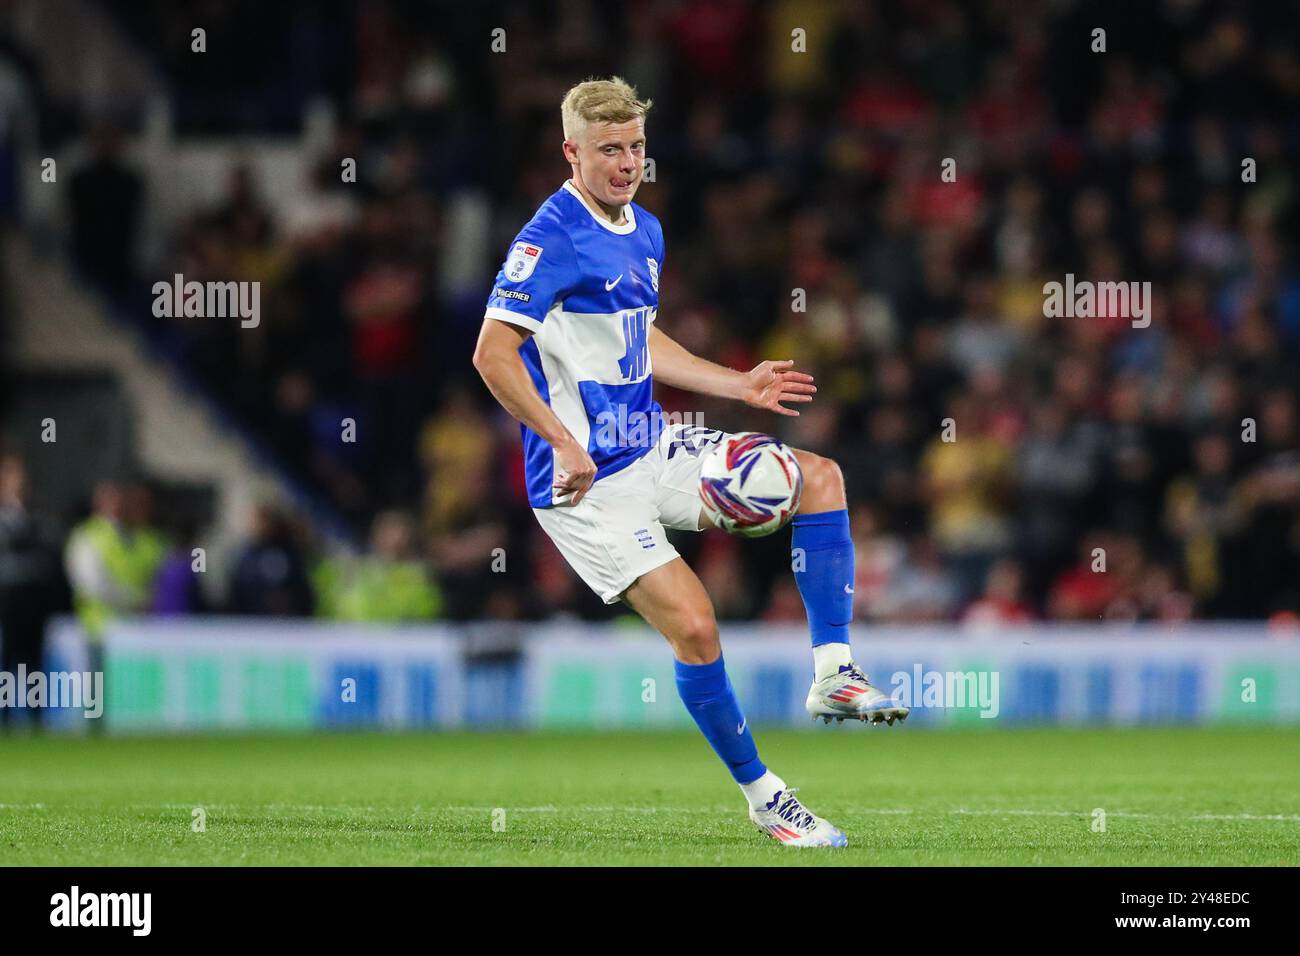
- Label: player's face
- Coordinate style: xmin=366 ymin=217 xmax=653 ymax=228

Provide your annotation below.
xmin=569 ymin=119 xmax=645 ymax=209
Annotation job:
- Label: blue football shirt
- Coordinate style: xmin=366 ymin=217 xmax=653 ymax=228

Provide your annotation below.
xmin=485 ymin=180 xmax=666 ymax=508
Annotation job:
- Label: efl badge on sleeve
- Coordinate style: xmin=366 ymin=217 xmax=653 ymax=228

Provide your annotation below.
xmin=646 ymin=257 xmax=659 ymax=293
xmin=506 ymin=242 xmax=543 ymax=282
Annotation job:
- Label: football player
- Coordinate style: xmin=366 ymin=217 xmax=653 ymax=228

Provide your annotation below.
xmin=473 ymin=77 xmax=907 ymax=847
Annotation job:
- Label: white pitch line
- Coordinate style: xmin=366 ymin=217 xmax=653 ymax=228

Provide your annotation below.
xmin=448 ymin=805 xmax=1300 ymax=823
xmin=3 ymin=803 xmax=1297 ymax=823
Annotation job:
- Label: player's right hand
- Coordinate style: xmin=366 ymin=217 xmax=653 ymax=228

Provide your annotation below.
xmin=553 ymin=437 xmax=597 ymax=505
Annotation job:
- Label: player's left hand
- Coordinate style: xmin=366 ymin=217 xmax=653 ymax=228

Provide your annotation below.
xmin=740 ymin=360 xmax=816 ymax=416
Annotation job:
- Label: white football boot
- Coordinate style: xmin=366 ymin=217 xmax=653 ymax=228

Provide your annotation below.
xmin=749 ymin=787 xmax=848 ymax=848
xmin=806 ymin=663 xmax=910 ymax=725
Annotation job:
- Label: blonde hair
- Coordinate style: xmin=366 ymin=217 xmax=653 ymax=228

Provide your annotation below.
xmin=561 ymin=76 xmax=652 ymax=141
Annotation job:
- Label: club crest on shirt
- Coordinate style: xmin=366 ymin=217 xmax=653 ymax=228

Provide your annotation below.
xmin=646 ymin=257 xmax=659 ymax=292
xmin=506 ymin=242 xmax=543 ymax=282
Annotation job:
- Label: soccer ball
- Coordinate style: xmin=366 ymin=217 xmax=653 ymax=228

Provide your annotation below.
xmin=698 ymin=432 xmax=803 ymax=537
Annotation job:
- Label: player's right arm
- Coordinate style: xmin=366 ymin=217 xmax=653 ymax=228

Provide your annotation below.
xmin=472 ymin=320 xmax=596 ymax=503
xmin=475 ymin=222 xmax=596 ymax=504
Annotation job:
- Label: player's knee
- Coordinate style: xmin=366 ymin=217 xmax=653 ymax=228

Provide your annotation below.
xmin=800 ymin=453 xmax=845 ymax=506
xmin=673 ymin=611 xmax=720 ymax=663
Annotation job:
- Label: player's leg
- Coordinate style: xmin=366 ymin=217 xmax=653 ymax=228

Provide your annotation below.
xmin=620 ymin=559 xmax=765 ymax=785
xmin=789 ymin=451 xmax=853 ymax=675
xmin=529 ymin=459 xmax=777 ymax=805
xmin=788 ymin=448 xmax=908 ymax=725
xmin=620 ymin=556 xmax=847 ymax=846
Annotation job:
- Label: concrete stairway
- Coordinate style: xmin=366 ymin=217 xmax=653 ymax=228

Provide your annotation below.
xmin=4 ymin=233 xmax=344 ymax=603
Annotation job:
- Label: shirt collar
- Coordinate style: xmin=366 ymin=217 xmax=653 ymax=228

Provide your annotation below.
xmin=563 ymin=180 xmax=637 ymax=235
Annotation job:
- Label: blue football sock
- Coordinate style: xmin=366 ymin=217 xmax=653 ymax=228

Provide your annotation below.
xmin=674 ymin=655 xmax=766 ymax=784
xmin=791 ymin=509 xmax=854 ymax=648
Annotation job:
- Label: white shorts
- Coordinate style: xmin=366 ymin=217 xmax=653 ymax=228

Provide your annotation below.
xmin=533 ymin=424 xmax=730 ymax=604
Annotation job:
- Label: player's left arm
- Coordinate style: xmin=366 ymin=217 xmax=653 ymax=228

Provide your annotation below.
xmin=648 ymin=325 xmax=816 ymax=417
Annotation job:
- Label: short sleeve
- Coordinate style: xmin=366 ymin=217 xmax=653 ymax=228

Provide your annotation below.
xmin=484 ymin=220 xmax=577 ymax=333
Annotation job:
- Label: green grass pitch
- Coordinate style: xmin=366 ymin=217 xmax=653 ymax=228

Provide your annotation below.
xmin=1 ymin=727 xmax=1297 ymax=865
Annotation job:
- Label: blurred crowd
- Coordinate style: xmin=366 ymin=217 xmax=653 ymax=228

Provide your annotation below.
xmin=0 ymin=453 xmax=447 ymax=639
xmin=16 ymin=0 xmax=1300 ymax=627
